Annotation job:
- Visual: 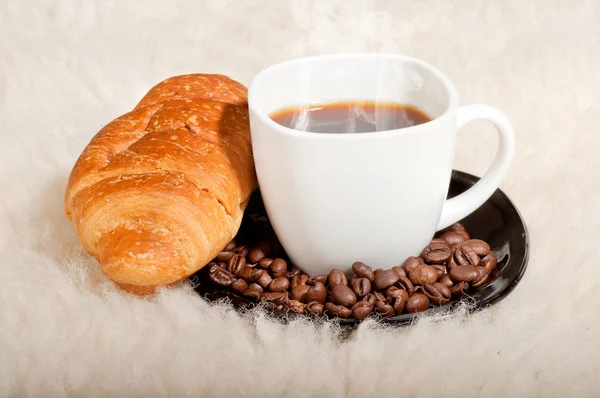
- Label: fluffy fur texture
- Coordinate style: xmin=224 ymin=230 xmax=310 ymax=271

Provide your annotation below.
xmin=1 ymin=0 xmax=599 ymax=396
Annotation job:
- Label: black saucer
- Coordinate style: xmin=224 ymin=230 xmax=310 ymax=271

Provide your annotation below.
xmin=190 ymin=170 xmax=529 ymax=327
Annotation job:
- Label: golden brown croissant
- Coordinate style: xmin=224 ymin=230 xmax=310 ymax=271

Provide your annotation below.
xmin=64 ymin=74 xmax=257 ymax=294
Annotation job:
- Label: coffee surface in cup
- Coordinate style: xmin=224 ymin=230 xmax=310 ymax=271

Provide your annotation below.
xmin=270 ymin=101 xmax=431 ymax=133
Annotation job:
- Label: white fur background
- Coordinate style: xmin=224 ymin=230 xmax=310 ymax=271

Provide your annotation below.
xmin=1 ymin=0 xmax=599 ymax=396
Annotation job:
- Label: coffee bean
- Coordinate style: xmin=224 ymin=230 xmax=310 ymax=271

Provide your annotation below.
xmin=306 ymin=282 xmax=327 ymax=304
xmin=408 ymin=265 xmax=438 ymax=285
xmin=248 ymin=241 xmax=272 ymax=263
xmin=206 ymin=222 xmax=495 ymax=322
xmin=482 ymin=252 xmax=498 ymax=274
xmin=439 ymin=274 xmax=454 ymax=288
xmin=422 ymin=241 xmax=452 ymax=264
xmin=396 ymin=275 xmax=415 ymax=295
xmin=306 ymin=301 xmax=324 ymax=317
xmin=243 ymin=283 xmax=263 ymax=300
xmin=258 ymin=257 xmax=274 ymax=269
xmin=352 ymin=261 xmax=374 ymax=282
xmin=440 ymin=231 xmax=467 ymax=247
xmin=405 ymin=293 xmax=430 ymax=313
xmin=226 ymin=254 xmax=246 ymax=275
xmin=449 ymin=265 xmax=479 ymax=282
xmin=386 ymin=285 xmax=399 ymax=298
xmin=448 ymin=222 xmax=466 ymax=232
xmin=423 ymin=283 xmax=451 ymax=305
xmin=447 ymin=255 xmax=459 ymax=270
xmin=261 ymin=291 xmax=289 ymax=306
xmin=231 ymin=279 xmax=248 ymax=294
xmin=471 ymin=267 xmax=490 ymax=288
xmin=237 ymin=267 xmax=264 ymax=283
xmin=208 ymin=265 xmax=236 ymax=286
xmin=393 ymin=290 xmax=409 ymax=314
xmin=328 ymin=269 xmax=348 ymax=288
xmin=288 ymin=300 xmax=306 ymax=314
xmin=215 ymin=251 xmax=235 ymax=262
xmin=387 ymin=286 xmax=408 ymax=302
xmin=325 ymin=303 xmax=352 ymax=319
xmin=373 ymin=291 xmax=387 ymax=304
xmin=291 ymin=274 xmax=309 ymax=288
xmin=352 ymin=301 xmax=374 ymax=320
xmin=307 ymin=275 xmax=328 ymax=285
xmin=351 ymin=277 xmax=371 ymax=298
xmin=286 ymin=266 xmax=302 ymax=279
xmin=256 ymin=272 xmax=273 ymax=289
xmin=362 ymin=294 xmax=377 ymax=307
xmin=375 ymin=301 xmax=395 ymax=318
xmin=331 ymin=285 xmax=357 ymax=307
xmin=431 ymin=264 xmax=447 ymax=277
xmin=268 ymin=276 xmax=289 ymax=292
xmin=402 ymin=256 xmax=424 ymax=274
xmin=270 ymin=258 xmax=288 ymax=278
xmin=456 ymin=230 xmax=471 ymax=240
xmin=449 ymin=281 xmax=469 ymax=297
xmin=233 ymin=265 xmax=252 ymax=280
xmin=291 ymin=285 xmax=311 ymax=302
xmin=234 ymin=245 xmax=249 ymax=257
xmin=462 ymin=239 xmax=491 ymax=257
xmin=395 ymin=288 xmax=409 ymax=301
xmin=392 ymin=266 xmax=406 ymax=278
xmin=454 ymin=245 xmax=481 ymax=267
xmin=373 ymin=270 xmax=400 ymax=291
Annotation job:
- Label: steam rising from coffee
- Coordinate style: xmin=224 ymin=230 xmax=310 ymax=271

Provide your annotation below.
xmin=278 ymin=102 xmax=428 ymax=134
xmin=286 ymin=0 xmax=426 ymax=133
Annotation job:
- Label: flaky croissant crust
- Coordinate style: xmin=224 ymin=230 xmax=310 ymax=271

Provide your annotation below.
xmin=64 ymin=74 xmax=257 ymax=294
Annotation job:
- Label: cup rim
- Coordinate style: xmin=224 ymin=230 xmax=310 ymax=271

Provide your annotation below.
xmin=248 ymin=52 xmax=459 ymax=140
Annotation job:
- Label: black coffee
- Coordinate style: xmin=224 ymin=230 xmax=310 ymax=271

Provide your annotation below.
xmin=270 ymin=101 xmax=431 ymax=134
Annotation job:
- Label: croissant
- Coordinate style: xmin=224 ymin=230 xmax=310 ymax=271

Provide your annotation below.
xmin=64 ymin=74 xmax=257 ymax=294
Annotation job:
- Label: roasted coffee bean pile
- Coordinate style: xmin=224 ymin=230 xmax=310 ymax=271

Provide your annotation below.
xmin=206 ymin=223 xmax=498 ymax=320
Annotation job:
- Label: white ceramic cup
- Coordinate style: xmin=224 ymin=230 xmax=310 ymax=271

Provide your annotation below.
xmin=248 ymin=53 xmax=514 ymax=276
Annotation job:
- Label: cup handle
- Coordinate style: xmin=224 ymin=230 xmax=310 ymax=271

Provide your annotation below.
xmin=437 ymin=104 xmax=515 ymax=231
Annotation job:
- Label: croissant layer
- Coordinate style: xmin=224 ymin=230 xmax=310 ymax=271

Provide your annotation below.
xmin=64 ymin=74 xmax=257 ymax=294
